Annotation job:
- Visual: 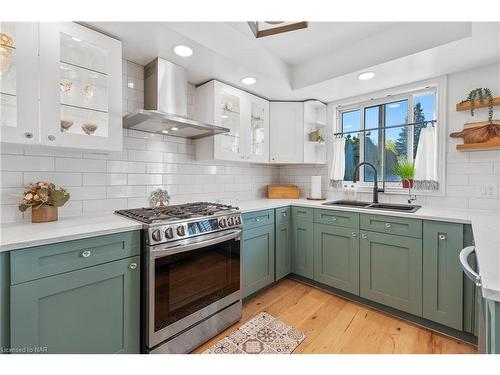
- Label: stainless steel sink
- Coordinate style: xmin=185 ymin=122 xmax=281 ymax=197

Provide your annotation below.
xmin=322 ymin=200 xmax=421 ymax=213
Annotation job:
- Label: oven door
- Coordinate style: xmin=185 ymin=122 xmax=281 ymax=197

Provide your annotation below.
xmin=147 ymin=228 xmax=242 ymax=349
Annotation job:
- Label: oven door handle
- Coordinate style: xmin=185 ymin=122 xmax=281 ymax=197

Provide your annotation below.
xmin=150 ymin=229 xmax=242 ymax=258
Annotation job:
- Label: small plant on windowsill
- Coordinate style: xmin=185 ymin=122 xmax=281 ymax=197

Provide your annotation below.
xmin=392 ymin=160 xmax=415 ymax=189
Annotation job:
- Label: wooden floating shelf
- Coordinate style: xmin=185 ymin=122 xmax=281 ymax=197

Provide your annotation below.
xmin=456 ymin=97 xmax=500 ymax=111
xmin=456 ymin=137 xmax=500 ymax=151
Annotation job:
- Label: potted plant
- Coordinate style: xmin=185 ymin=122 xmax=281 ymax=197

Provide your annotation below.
xmin=18 ymin=181 xmax=70 ymax=223
xmin=460 ymin=87 xmax=494 ymax=123
xmin=393 ymin=160 xmax=415 ymax=189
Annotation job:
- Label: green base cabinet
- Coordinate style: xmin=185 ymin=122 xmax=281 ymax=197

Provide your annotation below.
xmin=360 ymin=230 xmax=423 ymax=316
xmin=423 ymin=221 xmax=464 ymax=330
xmin=242 ymin=224 xmax=275 ymax=298
xmin=291 ymin=219 xmax=314 ymax=279
xmin=275 ymin=207 xmax=291 ymax=281
xmin=313 ymin=224 xmax=359 ymax=295
xmin=485 ymin=299 xmax=500 ymax=354
xmin=11 ymin=256 xmax=140 ymax=354
xmin=0 ymin=252 xmax=9 ymax=353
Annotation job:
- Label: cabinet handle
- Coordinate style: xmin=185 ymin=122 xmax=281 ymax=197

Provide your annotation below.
xmin=129 ymin=263 xmax=138 ymax=270
xmin=438 ymin=234 xmax=446 ymax=240
xmin=81 ymin=250 xmax=91 ymax=258
xmin=282 ymin=212 xmax=287 ymax=217
xmin=24 ymin=132 xmax=33 ymax=139
xmin=48 ymin=135 xmax=56 ymax=141
xmin=385 ymin=223 xmax=392 ymax=228
xmin=361 ymin=234 xmax=368 ymax=239
xmin=330 ymin=216 xmax=337 ymax=221
xmin=256 ymin=217 xmax=261 ymax=222
xmin=352 ymin=232 xmax=357 ymax=237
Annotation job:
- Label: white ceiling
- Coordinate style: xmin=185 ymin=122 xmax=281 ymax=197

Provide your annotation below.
xmin=88 ymin=21 xmax=500 ymax=102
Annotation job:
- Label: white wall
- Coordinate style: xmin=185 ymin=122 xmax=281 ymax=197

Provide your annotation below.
xmin=280 ymin=63 xmax=500 ymax=211
xmin=1 ymin=61 xmax=499 ymax=223
xmin=0 ymin=60 xmax=280 ymax=223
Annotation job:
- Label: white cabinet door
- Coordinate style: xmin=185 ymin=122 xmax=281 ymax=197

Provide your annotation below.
xmin=39 ymin=23 xmax=122 ymax=151
xmin=0 ymin=22 xmax=40 ymax=145
xmin=213 ymin=81 xmax=247 ymax=161
xmin=246 ymin=94 xmax=269 ymax=163
xmin=270 ymin=102 xmax=304 ymax=163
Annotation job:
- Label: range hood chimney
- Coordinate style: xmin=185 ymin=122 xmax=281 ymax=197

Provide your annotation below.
xmin=122 ymin=58 xmax=229 ymax=139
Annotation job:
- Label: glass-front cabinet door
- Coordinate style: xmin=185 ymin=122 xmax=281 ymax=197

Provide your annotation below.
xmin=247 ymin=94 xmax=269 ymax=163
xmin=0 ymin=22 xmax=39 ymax=144
xmin=213 ymin=81 xmax=247 ymax=161
xmin=39 ymin=23 xmax=122 ymax=151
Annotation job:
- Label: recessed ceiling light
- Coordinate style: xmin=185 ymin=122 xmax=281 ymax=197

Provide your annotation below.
xmin=72 ymin=37 xmax=82 ymax=42
xmin=358 ymin=71 xmax=375 ymax=81
xmin=241 ymin=77 xmax=256 ymax=85
xmin=173 ymin=45 xmax=193 ymax=57
xmin=161 ymin=130 xmax=169 ymax=134
xmin=170 ymin=127 xmax=179 ymax=131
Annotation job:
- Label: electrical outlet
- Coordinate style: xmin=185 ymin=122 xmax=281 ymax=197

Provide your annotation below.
xmin=478 ymin=184 xmax=498 ymax=197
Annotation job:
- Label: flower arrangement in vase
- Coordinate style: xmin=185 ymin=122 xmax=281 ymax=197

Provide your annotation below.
xmin=18 ymin=182 xmax=70 ymax=223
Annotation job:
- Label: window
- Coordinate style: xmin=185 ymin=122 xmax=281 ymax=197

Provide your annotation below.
xmin=339 ymin=89 xmax=437 ymax=184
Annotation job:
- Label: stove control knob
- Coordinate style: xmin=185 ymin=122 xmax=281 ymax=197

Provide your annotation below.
xmin=235 ymin=216 xmax=241 ymax=225
xmin=151 ymin=229 xmax=162 ymax=242
xmin=165 ymin=227 xmax=174 ymax=239
xmin=218 ymin=218 xmax=227 ymax=228
xmin=177 ymin=225 xmax=186 ymax=237
xmin=228 ymin=217 xmax=234 ymax=226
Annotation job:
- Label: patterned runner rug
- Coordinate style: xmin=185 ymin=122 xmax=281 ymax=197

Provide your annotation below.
xmin=203 ymin=312 xmax=306 ymax=354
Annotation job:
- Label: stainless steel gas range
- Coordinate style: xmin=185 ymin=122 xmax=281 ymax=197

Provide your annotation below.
xmin=115 ymin=202 xmax=242 ymax=354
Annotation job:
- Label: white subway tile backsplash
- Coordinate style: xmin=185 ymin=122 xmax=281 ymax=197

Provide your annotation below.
xmin=128 ymin=173 xmax=162 ymax=185
xmin=83 ymin=198 xmax=128 ymax=214
xmin=23 ymin=172 xmax=82 ymax=187
xmin=107 ymin=185 xmax=146 ymax=198
xmin=82 ymin=173 xmax=107 ymax=186
xmin=107 ymin=160 xmax=145 ymax=174
xmin=1 ymin=171 xmax=23 ymax=188
xmin=55 ymin=158 xmax=106 ymax=173
xmin=1 ymin=155 xmax=54 ymax=172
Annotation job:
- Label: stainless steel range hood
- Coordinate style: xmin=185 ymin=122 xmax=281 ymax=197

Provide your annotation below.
xmin=123 ymin=58 xmax=229 ymax=139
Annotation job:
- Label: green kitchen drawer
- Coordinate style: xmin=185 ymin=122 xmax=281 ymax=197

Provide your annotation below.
xmin=10 ymin=231 xmax=141 ymax=285
xmin=242 ymin=209 xmax=275 ymax=230
xmin=292 ymin=206 xmax=313 ymax=222
xmin=275 ymin=206 xmax=291 ymax=226
xmin=314 ymin=208 xmax=359 ymax=228
xmin=360 ymin=214 xmax=422 ymax=238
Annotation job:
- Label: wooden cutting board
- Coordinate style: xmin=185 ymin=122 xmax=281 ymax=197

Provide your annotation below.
xmin=267 ymin=185 xmax=300 ymax=199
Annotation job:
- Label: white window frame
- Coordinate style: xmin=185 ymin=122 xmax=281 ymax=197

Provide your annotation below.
xmin=329 ymin=76 xmax=446 ymax=196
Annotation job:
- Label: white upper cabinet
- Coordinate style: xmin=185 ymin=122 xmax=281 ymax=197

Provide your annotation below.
xmin=270 ymin=102 xmax=304 ymax=163
xmin=196 ymin=80 xmax=269 ymax=163
xmin=1 ymin=22 xmax=122 ymax=151
xmin=270 ymin=100 xmax=327 ymax=164
xmin=39 ymin=23 xmax=122 ymax=151
xmin=0 ymin=22 xmax=40 ymax=145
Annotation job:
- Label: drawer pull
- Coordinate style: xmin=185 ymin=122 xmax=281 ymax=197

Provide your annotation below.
xmin=361 ymin=234 xmax=368 ymax=239
xmin=81 ymin=250 xmax=91 ymax=258
xmin=438 ymin=234 xmax=446 ymax=240
xmin=282 ymin=212 xmax=287 ymax=217
xmin=330 ymin=216 xmax=337 ymax=221
xmin=385 ymin=223 xmax=392 ymax=228
xmin=129 ymin=263 xmax=138 ymax=270
xmin=352 ymin=232 xmax=357 ymax=237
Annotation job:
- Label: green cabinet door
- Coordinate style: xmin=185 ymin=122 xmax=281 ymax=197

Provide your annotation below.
xmin=422 ymin=221 xmax=464 ymax=330
xmin=360 ymin=231 xmax=423 ymax=316
xmin=10 ymin=256 xmax=140 ymax=354
xmin=291 ymin=219 xmax=314 ymax=279
xmin=275 ymin=219 xmax=292 ymax=281
xmin=314 ymin=224 xmax=359 ymax=295
xmin=242 ymin=224 xmax=275 ymax=298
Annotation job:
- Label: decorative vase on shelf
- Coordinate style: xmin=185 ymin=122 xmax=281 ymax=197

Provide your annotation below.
xmin=31 ymin=205 xmax=58 ymax=223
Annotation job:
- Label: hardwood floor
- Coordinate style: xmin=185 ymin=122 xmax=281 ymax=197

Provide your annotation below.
xmin=192 ymin=278 xmax=477 ymax=354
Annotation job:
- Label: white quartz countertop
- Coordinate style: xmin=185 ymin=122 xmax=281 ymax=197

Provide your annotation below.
xmin=1 ymin=198 xmax=499 ymax=302
xmin=0 ymin=213 xmax=142 ymax=252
